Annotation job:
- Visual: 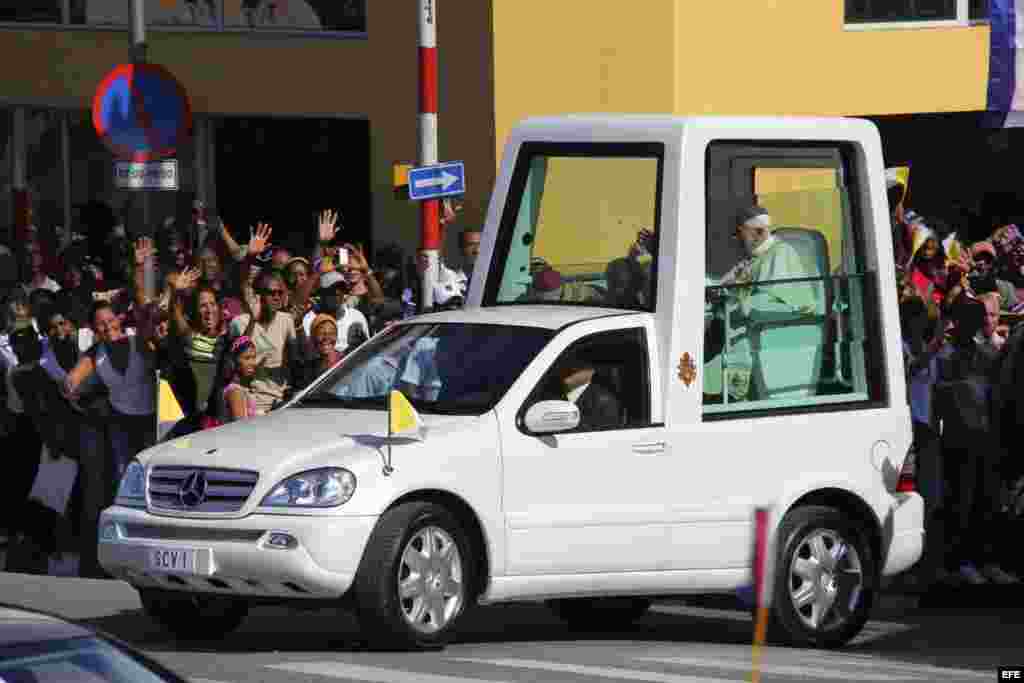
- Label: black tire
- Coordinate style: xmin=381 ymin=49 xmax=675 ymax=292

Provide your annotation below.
xmin=137 ymin=588 xmax=249 ymax=640
xmin=547 ymin=597 xmax=652 ymax=630
xmin=352 ymin=502 xmax=475 ymax=651
xmin=770 ymin=505 xmax=876 ymax=648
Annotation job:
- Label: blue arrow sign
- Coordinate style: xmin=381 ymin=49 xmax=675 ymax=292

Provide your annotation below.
xmin=408 ymin=161 xmax=466 ymax=201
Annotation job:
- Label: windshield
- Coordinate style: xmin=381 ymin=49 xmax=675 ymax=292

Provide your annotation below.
xmin=0 ymin=636 xmax=182 ymax=683
xmin=298 ymin=323 xmax=555 ymax=415
xmin=484 ymin=142 xmax=664 ymax=311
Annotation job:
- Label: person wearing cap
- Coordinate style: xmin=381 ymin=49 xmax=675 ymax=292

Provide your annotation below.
xmin=296 ymin=313 xmax=344 ymax=390
xmin=715 ymin=204 xmax=820 ymax=401
xmin=519 ymin=266 xmax=603 ymax=305
xmin=305 ymin=269 xmax=370 ymax=355
xmin=968 ymin=241 xmax=1018 ymax=312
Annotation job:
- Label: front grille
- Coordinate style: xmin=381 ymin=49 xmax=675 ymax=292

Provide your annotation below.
xmin=148 ymin=467 xmax=259 ymax=513
xmin=121 ymin=523 xmax=265 ymax=543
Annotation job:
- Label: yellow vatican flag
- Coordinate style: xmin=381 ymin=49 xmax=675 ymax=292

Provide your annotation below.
xmin=158 ymin=378 xmax=184 ymax=441
xmin=888 ymin=166 xmax=910 ymax=203
xmin=388 ymin=390 xmax=424 ymax=441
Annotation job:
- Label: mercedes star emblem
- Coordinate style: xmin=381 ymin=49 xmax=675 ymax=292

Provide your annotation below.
xmin=178 ymin=470 xmax=208 ymax=508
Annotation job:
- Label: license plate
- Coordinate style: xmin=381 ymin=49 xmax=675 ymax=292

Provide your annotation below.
xmin=146 ymin=548 xmax=197 ymax=574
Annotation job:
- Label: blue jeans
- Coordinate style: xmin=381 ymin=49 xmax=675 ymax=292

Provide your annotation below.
xmin=108 ymin=412 xmax=156 ymax=484
xmin=78 ymin=420 xmax=112 ymax=578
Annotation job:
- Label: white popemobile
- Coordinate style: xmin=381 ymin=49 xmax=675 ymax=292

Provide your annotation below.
xmin=99 ymin=115 xmax=923 ymax=650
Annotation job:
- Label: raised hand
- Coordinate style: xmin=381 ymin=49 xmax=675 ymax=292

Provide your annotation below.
xmin=342 ymin=243 xmax=369 ymax=271
xmin=318 ymin=209 xmax=341 ymax=243
xmin=134 ymin=237 xmax=155 ymax=266
xmin=176 ymin=266 xmax=201 ymax=291
xmin=440 ymin=198 xmax=463 ymax=226
xmin=248 ymin=222 xmax=272 ymax=255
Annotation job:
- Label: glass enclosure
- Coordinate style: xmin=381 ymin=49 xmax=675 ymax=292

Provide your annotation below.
xmin=485 ymin=143 xmax=664 ymax=312
xmin=703 ymin=143 xmax=883 ymax=416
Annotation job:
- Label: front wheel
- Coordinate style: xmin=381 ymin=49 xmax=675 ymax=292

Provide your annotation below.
xmin=770 ymin=505 xmax=876 ymax=648
xmin=352 ymin=502 xmax=475 ymax=650
xmin=137 ymin=588 xmax=249 ymax=640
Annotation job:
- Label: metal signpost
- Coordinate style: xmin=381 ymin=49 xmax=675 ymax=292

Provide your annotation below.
xmin=91 ymin=0 xmax=192 ymax=445
xmin=417 ymin=0 xmax=441 ymax=311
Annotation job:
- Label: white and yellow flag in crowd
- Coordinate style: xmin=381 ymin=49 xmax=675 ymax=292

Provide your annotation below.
xmin=157 ymin=377 xmax=184 ymax=441
xmin=388 ymin=390 xmax=425 ymax=441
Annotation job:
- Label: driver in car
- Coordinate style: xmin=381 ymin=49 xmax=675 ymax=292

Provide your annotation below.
xmin=556 ymin=350 xmax=621 ymax=431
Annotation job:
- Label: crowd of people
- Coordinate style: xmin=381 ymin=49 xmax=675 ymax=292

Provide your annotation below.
xmin=0 ymin=198 xmax=481 ymax=578
xmin=889 ymin=170 xmax=1024 ymax=590
xmin=3 ymin=176 xmax=1024 ymax=593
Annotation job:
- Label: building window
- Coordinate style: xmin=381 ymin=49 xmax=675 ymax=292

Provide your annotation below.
xmin=845 ymin=0 xmax=985 ymax=25
xmin=0 ymin=0 xmax=367 ymax=33
xmin=702 ymin=142 xmax=886 ymax=419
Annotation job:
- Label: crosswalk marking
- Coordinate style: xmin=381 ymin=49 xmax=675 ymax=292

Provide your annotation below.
xmin=636 ymin=654 xmax=989 ymax=680
xmin=267 ymin=661 xmax=521 ymax=683
xmin=449 ymin=657 xmax=741 ymax=683
xmin=629 ymin=656 xmax=924 ymax=681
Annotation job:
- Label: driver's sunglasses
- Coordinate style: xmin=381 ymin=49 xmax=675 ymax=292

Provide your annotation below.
xmin=263 ymin=288 xmax=286 ymax=297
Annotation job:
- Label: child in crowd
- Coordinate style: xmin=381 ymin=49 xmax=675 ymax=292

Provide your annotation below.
xmin=223 ymin=336 xmax=262 ymax=422
xmin=907 ymin=225 xmax=949 ymax=308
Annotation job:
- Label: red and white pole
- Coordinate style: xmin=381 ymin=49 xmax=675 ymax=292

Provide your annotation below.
xmin=418 ymin=0 xmax=440 ymax=311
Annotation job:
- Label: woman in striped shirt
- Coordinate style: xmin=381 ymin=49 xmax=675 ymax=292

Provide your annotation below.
xmin=169 ymin=269 xmax=227 ymax=422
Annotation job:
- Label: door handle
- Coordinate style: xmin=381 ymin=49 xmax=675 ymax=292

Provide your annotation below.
xmin=632 ymin=441 xmax=667 ymax=455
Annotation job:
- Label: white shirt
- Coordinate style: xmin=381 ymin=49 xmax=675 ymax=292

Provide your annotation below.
xmin=565 ymin=382 xmax=590 ymax=404
xmin=303 ymin=306 xmax=370 ymax=353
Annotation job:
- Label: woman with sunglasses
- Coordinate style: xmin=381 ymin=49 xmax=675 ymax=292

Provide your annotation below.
xmin=226 ymin=270 xmax=301 ymax=415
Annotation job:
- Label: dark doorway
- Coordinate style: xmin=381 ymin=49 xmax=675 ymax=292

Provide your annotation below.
xmin=865 ymin=111 xmax=1024 ymax=243
xmin=214 ymin=116 xmax=371 ymax=257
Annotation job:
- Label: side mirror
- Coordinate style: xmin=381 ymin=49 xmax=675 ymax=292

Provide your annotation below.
xmin=523 ymin=400 xmax=580 ymax=435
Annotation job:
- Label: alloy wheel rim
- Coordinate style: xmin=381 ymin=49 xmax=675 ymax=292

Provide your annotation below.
xmin=788 ymin=528 xmax=863 ymax=631
xmin=398 ymin=525 xmax=464 ymax=634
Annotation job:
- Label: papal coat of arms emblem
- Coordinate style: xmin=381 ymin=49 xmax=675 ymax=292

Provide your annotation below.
xmin=677 ymin=352 xmax=697 ymax=387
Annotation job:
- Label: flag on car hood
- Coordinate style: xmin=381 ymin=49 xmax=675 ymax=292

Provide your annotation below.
xmin=389 ymin=390 xmax=424 ymax=441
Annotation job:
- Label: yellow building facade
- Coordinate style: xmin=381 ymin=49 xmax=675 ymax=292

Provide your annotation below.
xmin=493 ymin=2 xmax=990 ymax=159
xmin=0 ymin=1 xmax=997 ymax=259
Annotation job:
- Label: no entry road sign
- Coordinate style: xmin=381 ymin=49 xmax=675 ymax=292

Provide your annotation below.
xmin=93 ymin=63 xmax=192 ymax=162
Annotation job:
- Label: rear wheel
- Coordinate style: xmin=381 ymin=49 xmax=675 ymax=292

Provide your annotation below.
xmin=137 ymin=588 xmax=249 ymax=640
xmin=547 ymin=597 xmax=652 ymax=630
xmin=770 ymin=505 xmax=876 ymax=648
xmin=352 ymin=502 xmax=475 ymax=650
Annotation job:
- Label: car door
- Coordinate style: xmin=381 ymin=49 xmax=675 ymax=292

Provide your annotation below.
xmin=499 ymin=319 xmax=678 ymax=576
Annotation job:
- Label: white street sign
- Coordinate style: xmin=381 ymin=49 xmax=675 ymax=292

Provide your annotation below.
xmin=114 ymin=160 xmax=178 ymax=191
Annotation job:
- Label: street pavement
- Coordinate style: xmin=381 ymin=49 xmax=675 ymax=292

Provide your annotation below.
xmin=1 ymin=573 xmax=1021 ymax=683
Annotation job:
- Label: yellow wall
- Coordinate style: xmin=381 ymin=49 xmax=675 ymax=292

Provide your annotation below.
xmin=493 ymin=1 xmax=990 ymax=162
xmin=492 ymin=0 xmax=679 ymax=165
xmin=676 ymin=3 xmax=989 ymax=117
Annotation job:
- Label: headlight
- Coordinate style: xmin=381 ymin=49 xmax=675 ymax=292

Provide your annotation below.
xmin=260 ymin=468 xmax=357 ymax=508
xmin=115 ymin=460 xmax=146 ymax=508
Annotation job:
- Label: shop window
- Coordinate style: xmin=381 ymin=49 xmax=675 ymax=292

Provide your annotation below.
xmin=59 ymin=0 xmax=365 ymax=32
xmin=223 ymin=0 xmax=366 ymax=32
xmin=702 ymin=142 xmax=886 ymax=419
xmin=0 ymin=1 xmax=64 ymax=23
xmin=845 ymin=0 xmax=973 ymax=24
xmin=484 ymin=142 xmax=663 ymax=312
xmin=970 ymin=0 xmax=990 ymax=20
